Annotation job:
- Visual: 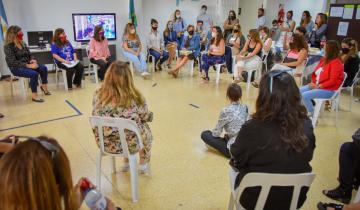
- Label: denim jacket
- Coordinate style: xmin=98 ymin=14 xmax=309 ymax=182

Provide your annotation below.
xmin=181 ymin=34 xmax=201 ymax=58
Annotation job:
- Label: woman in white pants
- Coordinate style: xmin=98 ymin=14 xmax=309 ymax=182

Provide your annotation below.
xmin=234 ymin=29 xmax=263 ymax=83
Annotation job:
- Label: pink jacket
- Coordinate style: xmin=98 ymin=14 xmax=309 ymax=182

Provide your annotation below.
xmin=89 ymin=38 xmax=110 ymax=60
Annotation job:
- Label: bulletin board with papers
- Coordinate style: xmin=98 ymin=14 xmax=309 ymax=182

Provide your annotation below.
xmin=327 ymin=4 xmax=360 ymax=44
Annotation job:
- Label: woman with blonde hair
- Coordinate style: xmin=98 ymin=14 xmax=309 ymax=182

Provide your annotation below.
xmin=92 ymin=61 xmax=153 ymax=173
xmin=122 ymin=23 xmax=150 ymax=78
xmin=4 ymin=25 xmax=51 ymax=102
xmin=0 ymin=136 xmax=117 ymax=210
xmin=234 ymin=29 xmax=263 ymax=82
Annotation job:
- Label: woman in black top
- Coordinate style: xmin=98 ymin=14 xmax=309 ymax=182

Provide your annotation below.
xmin=230 ymin=70 xmax=316 ymax=210
xmin=341 ymin=38 xmax=360 ymax=87
xmin=3 ymin=25 xmax=51 ymax=102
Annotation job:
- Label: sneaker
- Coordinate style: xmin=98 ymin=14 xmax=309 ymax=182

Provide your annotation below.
xmin=138 ymin=163 xmax=150 ymax=174
xmin=141 ymin=72 xmax=150 ymax=79
xmin=120 ymin=163 xmax=130 ymax=172
xmin=322 ymin=187 xmax=352 ymax=204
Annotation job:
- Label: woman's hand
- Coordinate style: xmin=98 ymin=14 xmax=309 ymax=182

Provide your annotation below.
xmin=26 ymin=63 xmax=38 ymax=69
xmin=309 ymin=83 xmax=317 ymax=89
xmin=74 ymin=177 xmax=96 ymax=208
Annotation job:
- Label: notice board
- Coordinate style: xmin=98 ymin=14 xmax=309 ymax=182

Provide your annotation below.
xmin=327 ymin=4 xmax=360 ymax=44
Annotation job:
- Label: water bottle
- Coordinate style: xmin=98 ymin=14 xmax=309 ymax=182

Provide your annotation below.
xmin=81 ymin=180 xmax=107 ymax=210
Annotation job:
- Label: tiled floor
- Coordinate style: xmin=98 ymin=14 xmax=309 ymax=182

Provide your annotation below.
xmin=0 ymin=66 xmax=359 ymax=210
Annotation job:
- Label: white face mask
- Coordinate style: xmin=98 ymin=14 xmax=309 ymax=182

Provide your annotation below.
xmin=201 ymin=9 xmax=206 ymax=14
xmin=168 ymin=24 xmax=173 ymax=29
xmin=176 ymin=14 xmax=181 ymax=19
xmin=211 ymin=32 xmax=216 ymax=38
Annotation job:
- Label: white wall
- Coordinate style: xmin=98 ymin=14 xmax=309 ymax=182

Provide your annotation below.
xmin=3 ymin=0 xmax=143 ymax=58
xmin=238 ymin=0 xmax=263 ymax=34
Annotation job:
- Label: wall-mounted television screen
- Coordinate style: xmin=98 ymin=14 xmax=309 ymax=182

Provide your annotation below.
xmin=72 ymin=13 xmax=116 ymax=42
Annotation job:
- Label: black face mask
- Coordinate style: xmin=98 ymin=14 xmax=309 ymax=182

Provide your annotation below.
xmin=152 ymin=26 xmax=158 ymax=31
xmin=188 ymin=30 xmax=194 ymax=36
xmin=233 ymin=30 xmax=239 ymax=33
xmin=342 ymin=48 xmax=350 ymax=54
xmin=229 ymin=15 xmax=235 ymax=20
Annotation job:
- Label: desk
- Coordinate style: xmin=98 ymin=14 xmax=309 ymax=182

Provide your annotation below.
xmin=30 ymin=44 xmax=117 ymax=66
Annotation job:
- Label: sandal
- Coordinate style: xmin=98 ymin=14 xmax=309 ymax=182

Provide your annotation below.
xmin=317 ymin=202 xmax=343 ymax=210
xmin=32 ymin=98 xmax=44 ymax=103
xmin=251 ymin=82 xmax=259 ymax=88
xmin=40 ymin=87 xmax=51 ymax=95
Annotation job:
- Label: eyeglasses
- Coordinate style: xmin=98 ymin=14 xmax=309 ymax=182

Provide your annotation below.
xmin=15 ymin=136 xmax=59 ymax=159
xmin=268 ymin=69 xmax=293 ymax=94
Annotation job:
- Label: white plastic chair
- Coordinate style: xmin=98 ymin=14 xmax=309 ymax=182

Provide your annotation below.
xmin=228 ymin=169 xmax=315 ymax=210
xmin=261 ymin=52 xmax=269 ymax=72
xmin=312 ymin=72 xmax=347 ymax=128
xmin=245 ymin=61 xmax=263 ymax=91
xmin=215 ymin=62 xmax=226 ymax=84
xmin=354 ymin=189 xmax=360 ymax=203
xmin=89 ymin=116 xmax=144 ymax=203
xmin=54 ymin=61 xmax=69 ymax=90
xmin=341 ymin=67 xmax=360 ymax=111
xmin=10 ymin=73 xmax=28 ymax=96
xmin=85 ymin=45 xmax=99 ymax=84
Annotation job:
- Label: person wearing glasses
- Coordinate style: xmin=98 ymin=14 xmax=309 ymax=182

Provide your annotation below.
xmin=300 ymin=40 xmax=344 ymax=115
xmin=230 ymin=70 xmax=315 ymax=210
xmin=0 ymin=136 xmax=119 ymax=210
xmin=234 ymin=29 xmax=263 ymax=83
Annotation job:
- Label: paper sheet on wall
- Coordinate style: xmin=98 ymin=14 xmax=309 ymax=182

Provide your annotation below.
xmin=337 ymin=22 xmax=349 ymax=36
xmin=330 ymin=7 xmax=344 ymax=17
xmin=343 ymin=5 xmax=354 ymax=19
xmin=356 ymin=5 xmax=360 ymax=19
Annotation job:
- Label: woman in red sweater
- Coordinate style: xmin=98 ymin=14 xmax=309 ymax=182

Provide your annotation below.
xmin=300 ymin=40 xmax=344 ymax=114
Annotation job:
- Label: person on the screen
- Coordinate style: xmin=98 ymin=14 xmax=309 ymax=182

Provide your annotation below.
xmin=51 ymin=28 xmax=84 ymax=90
xmin=147 ymin=19 xmax=169 ymax=71
xmin=122 ymin=23 xmax=150 ymax=79
xmin=89 ymin=25 xmax=112 ymax=81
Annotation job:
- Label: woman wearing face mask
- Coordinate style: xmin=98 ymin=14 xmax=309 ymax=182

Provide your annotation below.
xmin=234 ymin=29 xmax=263 ymax=83
xmin=300 ymin=11 xmax=315 ymax=36
xmin=309 ymin=13 xmax=328 ymax=48
xmin=147 ymin=19 xmax=169 ymax=71
xmin=173 ymin=9 xmax=187 ymax=49
xmin=163 ymin=20 xmax=178 ymax=68
xmin=89 ymin=25 xmax=112 ymax=81
xmin=4 ymin=25 xmax=50 ymax=102
xmin=168 ymin=25 xmax=200 ymax=78
xmin=200 ymin=26 xmax=226 ymax=82
xmin=300 ymin=40 xmax=344 ymax=115
xmin=341 ymin=38 xmax=360 ymax=87
xmin=223 ymin=10 xmax=239 ymax=42
xmin=226 ymin=23 xmax=245 ymax=56
xmin=51 ymin=28 xmax=84 ymax=90
xmin=122 ymin=23 xmax=150 ymax=79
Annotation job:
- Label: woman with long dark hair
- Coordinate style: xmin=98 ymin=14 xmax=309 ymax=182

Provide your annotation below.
xmin=51 ymin=28 xmax=84 ymax=90
xmin=230 ymin=70 xmax=316 ymax=210
xmin=300 ymin=40 xmax=344 ymax=114
xmin=223 ymin=10 xmax=239 ymax=41
xmin=300 ymin=10 xmax=315 ymax=36
xmin=200 ymin=26 xmax=225 ymax=82
xmin=341 ymin=38 xmax=360 ymax=87
xmin=89 ymin=25 xmax=112 ymax=81
xmin=309 ymin=13 xmax=328 ymax=48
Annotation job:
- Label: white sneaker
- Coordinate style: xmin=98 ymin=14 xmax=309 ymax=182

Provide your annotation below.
xmin=120 ymin=163 xmax=130 ymax=172
xmin=138 ymin=163 xmax=150 ymax=174
xmin=141 ymin=72 xmax=150 ymax=79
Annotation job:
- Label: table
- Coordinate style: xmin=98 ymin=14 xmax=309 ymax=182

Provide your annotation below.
xmin=30 ymin=44 xmax=117 ymax=66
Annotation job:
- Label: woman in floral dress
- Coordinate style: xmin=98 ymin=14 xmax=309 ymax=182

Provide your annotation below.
xmin=92 ymin=61 xmax=153 ymax=173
